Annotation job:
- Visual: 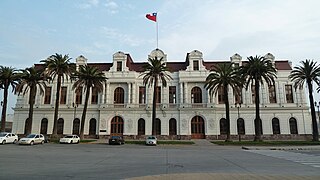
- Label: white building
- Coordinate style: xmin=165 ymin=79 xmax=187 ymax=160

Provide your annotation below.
xmin=12 ymin=49 xmax=312 ymax=140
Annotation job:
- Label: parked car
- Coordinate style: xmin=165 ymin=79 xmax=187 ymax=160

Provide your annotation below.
xmin=0 ymin=132 xmax=18 ymax=144
xmin=59 ymin=135 xmax=80 ymax=144
xmin=108 ymin=136 xmax=125 ymax=145
xmin=18 ymin=134 xmax=45 ymax=145
xmin=146 ymin=136 xmax=157 ymax=146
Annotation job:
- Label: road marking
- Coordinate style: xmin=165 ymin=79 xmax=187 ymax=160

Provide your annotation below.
xmin=248 ymin=150 xmax=320 ymax=169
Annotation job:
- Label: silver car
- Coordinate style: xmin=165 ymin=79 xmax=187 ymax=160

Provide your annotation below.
xmin=0 ymin=132 xmax=18 ymax=144
xmin=19 ymin=134 xmax=45 ymax=145
xmin=146 ymin=136 xmax=157 ymax=146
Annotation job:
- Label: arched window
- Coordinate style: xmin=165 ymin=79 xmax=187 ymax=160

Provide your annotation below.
xmin=111 ymin=116 xmax=124 ymax=135
xmin=220 ymin=118 xmax=228 ymax=135
xmin=114 ymin=87 xmax=124 ymax=107
xmin=89 ymin=118 xmax=96 ymax=135
xmin=24 ymin=118 xmax=29 ymax=135
xmin=73 ymin=118 xmax=80 ymax=135
xmin=289 ymin=117 xmax=298 ymax=134
xmin=191 ymin=116 xmax=205 ymax=139
xmin=169 ymin=118 xmax=177 ymax=135
xmin=237 ymin=118 xmax=245 ymax=135
xmin=272 ymin=118 xmax=280 ymax=134
xmin=137 ymin=118 xmax=145 ymax=135
xmin=40 ymin=118 xmax=48 ymax=135
xmin=155 ymin=118 xmax=161 ymax=135
xmin=191 ymin=87 xmax=202 ymax=103
xmin=57 ymin=118 xmax=64 ymax=135
xmin=254 ymin=119 xmax=263 ymax=135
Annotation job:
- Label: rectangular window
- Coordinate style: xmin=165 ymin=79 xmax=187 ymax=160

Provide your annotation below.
xmin=139 ymin=86 xmax=146 ymax=104
xmin=251 ymin=84 xmax=255 ymax=104
xmin=193 ymin=60 xmax=199 ymax=71
xmin=60 ymin=87 xmax=67 ymax=104
xmin=268 ymin=85 xmax=277 ymax=103
xmin=117 ymin=61 xmax=122 ymax=71
xmin=91 ymin=87 xmax=98 ymax=104
xmin=234 ymin=89 xmax=241 ymax=104
xmin=75 ymin=87 xmax=83 ymax=105
xmin=218 ymin=86 xmax=224 ymax=104
xmin=285 ymin=85 xmax=294 ymax=103
xmin=169 ymin=86 xmax=176 ymax=104
xmin=156 ymin=86 xmax=161 ymax=103
xmin=44 ymin=87 xmax=51 ymax=104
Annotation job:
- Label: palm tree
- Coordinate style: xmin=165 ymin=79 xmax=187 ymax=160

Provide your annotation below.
xmin=241 ymin=56 xmax=277 ymax=141
xmin=41 ymin=54 xmax=73 ymax=136
xmin=72 ymin=65 xmax=107 ymax=139
xmin=289 ymin=59 xmax=320 ymax=141
xmin=205 ymin=63 xmax=243 ymax=141
xmin=16 ymin=66 xmax=48 ymax=135
xmin=140 ymin=57 xmax=172 ymax=135
xmin=0 ymin=66 xmax=20 ymax=132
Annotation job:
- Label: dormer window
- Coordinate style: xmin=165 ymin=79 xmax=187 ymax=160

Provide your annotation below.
xmin=117 ymin=61 xmax=122 ymax=71
xmin=193 ymin=60 xmax=199 ymax=71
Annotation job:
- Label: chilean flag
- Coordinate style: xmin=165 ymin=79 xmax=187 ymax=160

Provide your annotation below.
xmin=146 ymin=13 xmax=157 ymax=22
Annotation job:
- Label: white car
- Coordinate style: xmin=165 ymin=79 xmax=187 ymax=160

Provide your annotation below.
xmin=146 ymin=136 xmax=157 ymax=146
xmin=0 ymin=132 xmax=18 ymax=144
xmin=59 ymin=135 xmax=80 ymax=144
xmin=19 ymin=134 xmax=45 ymax=145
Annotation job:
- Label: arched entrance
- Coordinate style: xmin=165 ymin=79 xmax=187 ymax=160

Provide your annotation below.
xmin=89 ymin=118 xmax=97 ymax=135
xmin=73 ymin=118 xmax=80 ymax=135
xmin=40 ymin=118 xmax=48 ymax=135
xmin=191 ymin=116 xmax=205 ymax=139
xmin=111 ymin=116 xmax=124 ymax=136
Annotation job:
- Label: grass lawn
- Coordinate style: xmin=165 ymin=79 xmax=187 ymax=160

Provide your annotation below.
xmin=211 ymin=140 xmax=320 ymax=146
xmin=125 ymin=140 xmax=194 ymax=145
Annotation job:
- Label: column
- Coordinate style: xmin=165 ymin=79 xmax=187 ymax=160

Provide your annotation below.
xmin=180 ymin=82 xmax=183 ymax=104
xmin=132 ymin=82 xmax=136 ymax=104
xmin=106 ymin=82 xmax=110 ymax=105
xmin=184 ymin=82 xmax=188 ymax=104
xmin=127 ymin=82 xmax=131 ymax=104
xmin=101 ymin=82 xmax=106 ymax=104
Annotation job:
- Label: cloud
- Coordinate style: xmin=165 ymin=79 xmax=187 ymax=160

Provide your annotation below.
xmin=77 ymin=0 xmax=100 ymax=9
xmin=104 ymin=0 xmax=119 ymax=14
xmin=100 ymin=27 xmax=144 ymax=47
xmin=157 ymin=0 xmax=320 ymax=64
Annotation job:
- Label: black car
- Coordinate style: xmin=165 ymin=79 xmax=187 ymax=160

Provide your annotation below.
xmin=108 ymin=136 xmax=125 ymax=145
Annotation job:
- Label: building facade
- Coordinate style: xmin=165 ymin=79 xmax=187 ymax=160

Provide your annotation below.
xmin=12 ymin=49 xmax=312 ymax=140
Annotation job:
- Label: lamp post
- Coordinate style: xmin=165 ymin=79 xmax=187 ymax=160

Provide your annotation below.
xmin=235 ymin=102 xmax=242 ymax=141
xmin=72 ymin=102 xmax=79 ymax=120
xmin=315 ymin=101 xmax=320 ymax=131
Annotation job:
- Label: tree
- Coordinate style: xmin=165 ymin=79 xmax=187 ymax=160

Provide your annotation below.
xmin=205 ymin=63 xmax=243 ymax=141
xmin=289 ymin=59 xmax=320 ymax=141
xmin=0 ymin=66 xmax=19 ymax=132
xmin=41 ymin=54 xmax=73 ymax=136
xmin=240 ymin=56 xmax=277 ymax=141
xmin=140 ymin=57 xmax=172 ymax=135
xmin=72 ymin=65 xmax=107 ymax=139
xmin=16 ymin=66 xmax=48 ymax=135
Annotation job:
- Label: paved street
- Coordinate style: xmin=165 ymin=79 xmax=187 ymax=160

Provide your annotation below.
xmin=0 ymin=142 xmax=320 ymax=179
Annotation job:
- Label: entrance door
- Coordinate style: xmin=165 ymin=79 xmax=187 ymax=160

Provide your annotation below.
xmin=191 ymin=116 xmax=205 ymax=139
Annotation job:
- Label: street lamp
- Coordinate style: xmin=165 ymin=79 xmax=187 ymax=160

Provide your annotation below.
xmin=72 ymin=102 xmax=79 ymax=120
xmin=235 ymin=102 xmax=242 ymax=141
xmin=315 ymin=101 xmax=320 ymax=129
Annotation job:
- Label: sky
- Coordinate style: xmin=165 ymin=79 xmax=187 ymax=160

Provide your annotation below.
xmin=1 ymin=0 xmax=320 ymax=114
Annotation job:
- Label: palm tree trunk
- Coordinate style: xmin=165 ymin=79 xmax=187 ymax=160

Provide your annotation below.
xmin=1 ymin=84 xmax=8 ymax=132
xmin=254 ymin=80 xmax=262 ymax=141
xmin=152 ymin=78 xmax=158 ymax=136
xmin=223 ymin=85 xmax=231 ymax=141
xmin=52 ymin=75 xmax=62 ymax=135
xmin=307 ymin=80 xmax=319 ymax=141
xmin=80 ymin=87 xmax=90 ymax=140
xmin=26 ymin=86 xmax=36 ymax=135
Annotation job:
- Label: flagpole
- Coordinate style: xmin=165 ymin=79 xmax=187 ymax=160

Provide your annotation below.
xmin=156 ymin=13 xmax=159 ymax=49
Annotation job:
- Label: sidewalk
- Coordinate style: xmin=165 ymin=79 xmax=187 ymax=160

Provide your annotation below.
xmin=242 ymin=145 xmax=320 ymax=150
xmin=127 ymin=173 xmax=319 ymax=180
